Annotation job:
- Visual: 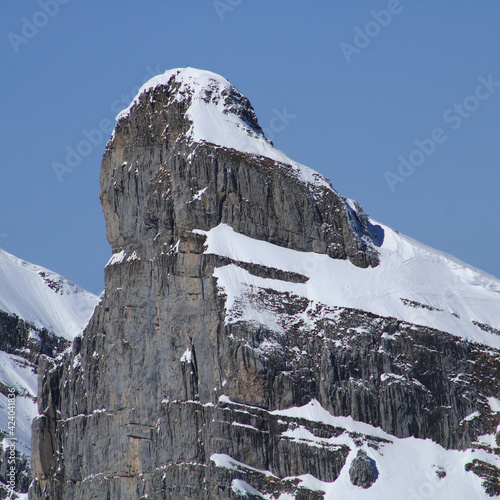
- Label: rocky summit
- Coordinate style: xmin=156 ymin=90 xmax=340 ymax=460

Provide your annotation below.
xmin=30 ymin=68 xmax=500 ymax=499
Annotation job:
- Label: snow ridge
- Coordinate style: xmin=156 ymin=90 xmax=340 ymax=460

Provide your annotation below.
xmin=0 ymin=247 xmax=99 ymax=340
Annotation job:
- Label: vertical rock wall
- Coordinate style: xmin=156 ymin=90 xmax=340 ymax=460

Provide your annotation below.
xmin=29 ymin=74 xmax=500 ymax=499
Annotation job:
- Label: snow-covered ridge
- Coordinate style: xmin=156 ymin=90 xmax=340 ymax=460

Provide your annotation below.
xmin=115 ymin=67 xmax=333 ymax=191
xmin=0 ymin=247 xmax=99 ymax=340
xmin=194 ymin=223 xmax=500 ymax=349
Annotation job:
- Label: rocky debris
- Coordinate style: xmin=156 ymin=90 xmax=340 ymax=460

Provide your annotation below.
xmin=400 ymin=297 xmax=443 ymax=312
xmin=348 ymin=449 xmax=378 ymax=488
xmin=473 ymin=321 xmax=500 ymax=337
xmin=38 ymin=271 xmax=64 ymax=295
xmin=434 ymin=465 xmax=447 ymax=479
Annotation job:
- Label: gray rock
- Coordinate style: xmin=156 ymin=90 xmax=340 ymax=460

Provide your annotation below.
xmin=29 ymin=70 xmax=500 ymax=499
xmin=0 ymin=310 xmax=68 ymax=496
xmin=0 ymin=310 xmax=69 ymax=365
xmin=349 ymin=449 xmax=378 ymax=488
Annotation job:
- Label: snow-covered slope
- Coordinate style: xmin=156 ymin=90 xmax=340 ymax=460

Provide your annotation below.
xmin=0 ymin=247 xmax=99 ymax=340
xmin=194 ymin=221 xmax=500 ymax=350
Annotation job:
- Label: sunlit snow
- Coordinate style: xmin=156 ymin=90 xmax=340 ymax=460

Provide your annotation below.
xmin=195 ymin=223 xmax=500 ymax=349
xmin=0 ymin=248 xmax=99 ymax=340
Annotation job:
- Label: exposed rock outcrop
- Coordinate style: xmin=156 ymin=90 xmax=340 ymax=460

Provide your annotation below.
xmin=0 ymin=311 xmax=69 ymax=497
xmin=349 ymin=449 xmax=378 ymax=488
xmin=30 ymin=68 xmax=500 ymax=499
xmin=0 ymin=310 xmax=69 ymax=365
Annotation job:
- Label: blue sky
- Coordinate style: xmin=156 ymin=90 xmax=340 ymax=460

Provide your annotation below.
xmin=1 ymin=2 xmax=499 ymax=295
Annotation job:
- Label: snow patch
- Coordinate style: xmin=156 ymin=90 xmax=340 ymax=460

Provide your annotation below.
xmin=461 ymin=411 xmax=481 ymax=423
xmin=231 ymin=479 xmax=265 ymax=498
xmin=487 ymin=397 xmax=500 ymax=414
xmin=126 ymin=251 xmax=140 ymax=262
xmin=107 ymin=250 xmax=126 ymax=267
xmin=380 ymin=373 xmax=406 ymax=384
xmin=189 ymin=187 xmax=208 ymax=202
xmin=180 ymin=349 xmax=192 ymax=363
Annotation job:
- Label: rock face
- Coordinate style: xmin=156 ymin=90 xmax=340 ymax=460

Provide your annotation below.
xmin=0 ymin=311 xmax=69 ymax=498
xmin=0 ymin=310 xmax=69 ymax=366
xmin=349 ymin=449 xmax=378 ymax=488
xmin=30 ymin=68 xmax=500 ymax=499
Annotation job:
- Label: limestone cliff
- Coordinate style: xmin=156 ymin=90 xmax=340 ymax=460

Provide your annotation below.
xmin=30 ymin=68 xmax=500 ymax=499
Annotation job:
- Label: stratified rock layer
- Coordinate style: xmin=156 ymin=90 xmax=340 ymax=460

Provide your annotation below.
xmin=30 ymin=70 xmax=500 ymax=499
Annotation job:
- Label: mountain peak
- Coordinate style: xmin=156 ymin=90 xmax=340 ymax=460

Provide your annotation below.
xmin=31 ymin=68 xmax=500 ymax=500
xmin=104 ymin=67 xmax=380 ymax=269
xmin=114 ymin=67 xmax=334 ymax=192
xmin=117 ymin=68 xmax=234 ymax=120
xmin=116 ymin=67 xmax=264 ymax=142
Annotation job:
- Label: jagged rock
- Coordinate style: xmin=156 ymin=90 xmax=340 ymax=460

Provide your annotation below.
xmin=0 ymin=311 xmax=69 ymax=496
xmin=349 ymin=449 xmax=378 ymax=488
xmin=465 ymin=460 xmax=500 ymax=496
xmin=0 ymin=310 xmax=69 ymax=365
xmin=29 ymin=68 xmax=500 ymax=499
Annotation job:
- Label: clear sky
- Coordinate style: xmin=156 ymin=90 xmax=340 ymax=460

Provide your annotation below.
xmin=1 ymin=2 xmax=499 ymax=295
